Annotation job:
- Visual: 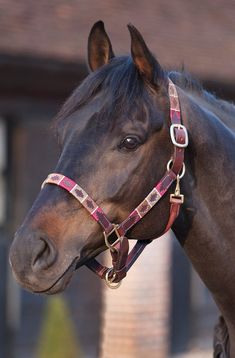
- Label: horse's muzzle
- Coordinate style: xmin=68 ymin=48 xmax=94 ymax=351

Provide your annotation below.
xmin=9 ymin=228 xmax=78 ymax=293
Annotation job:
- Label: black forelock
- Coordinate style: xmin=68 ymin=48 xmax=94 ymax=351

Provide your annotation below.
xmin=55 ymin=56 xmax=155 ymax=125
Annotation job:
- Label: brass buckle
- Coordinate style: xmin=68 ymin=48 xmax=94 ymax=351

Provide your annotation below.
xmin=105 ymin=268 xmax=122 ymax=289
xmin=103 ymin=224 xmax=122 ymax=251
xmin=170 ymin=124 xmax=189 ymax=148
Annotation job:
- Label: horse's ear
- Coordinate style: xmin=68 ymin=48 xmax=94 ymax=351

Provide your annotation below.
xmin=127 ymin=24 xmax=165 ymax=86
xmin=88 ymin=21 xmax=115 ymax=72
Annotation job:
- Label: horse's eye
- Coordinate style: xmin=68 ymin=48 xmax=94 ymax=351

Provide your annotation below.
xmin=119 ymin=136 xmax=140 ymax=151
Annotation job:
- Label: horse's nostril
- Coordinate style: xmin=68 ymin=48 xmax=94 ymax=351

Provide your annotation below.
xmin=32 ymin=237 xmax=57 ymax=272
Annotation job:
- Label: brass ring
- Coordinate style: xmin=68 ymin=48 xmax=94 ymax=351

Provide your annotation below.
xmin=105 ymin=269 xmax=122 ymax=289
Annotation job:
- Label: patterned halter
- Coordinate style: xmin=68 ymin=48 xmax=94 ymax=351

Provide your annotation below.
xmin=42 ymin=79 xmax=188 ymax=288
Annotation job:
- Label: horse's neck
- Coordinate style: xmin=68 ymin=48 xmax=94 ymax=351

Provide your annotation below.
xmin=172 ymin=88 xmax=235 ymax=329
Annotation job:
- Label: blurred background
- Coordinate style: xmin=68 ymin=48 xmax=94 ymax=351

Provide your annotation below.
xmin=0 ymin=0 xmax=234 ymax=357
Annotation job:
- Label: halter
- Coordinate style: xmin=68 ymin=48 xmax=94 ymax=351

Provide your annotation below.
xmin=41 ymin=79 xmax=188 ymax=289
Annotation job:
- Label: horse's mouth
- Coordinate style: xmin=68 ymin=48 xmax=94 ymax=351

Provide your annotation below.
xmin=34 ymin=256 xmax=79 ymax=295
xmin=35 ymin=245 xmax=106 ymax=295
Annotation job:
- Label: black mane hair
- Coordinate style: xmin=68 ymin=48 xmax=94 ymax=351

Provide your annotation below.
xmin=169 ymin=70 xmax=235 ymax=115
xmin=55 ymin=55 xmax=234 ymax=126
xmin=56 ymin=56 xmax=150 ymax=124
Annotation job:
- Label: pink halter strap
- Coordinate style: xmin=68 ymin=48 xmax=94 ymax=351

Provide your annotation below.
xmin=41 ymin=79 xmax=188 ymax=288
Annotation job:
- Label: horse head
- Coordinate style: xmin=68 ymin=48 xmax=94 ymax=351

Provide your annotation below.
xmin=9 ymin=22 xmax=175 ymax=294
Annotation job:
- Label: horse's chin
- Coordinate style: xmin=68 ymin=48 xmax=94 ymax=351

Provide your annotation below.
xmin=35 ymin=259 xmax=78 ymax=295
xmin=10 ymin=255 xmax=79 ymax=295
xmin=31 ymin=247 xmax=104 ymax=294
xmin=39 ymin=273 xmax=74 ymax=295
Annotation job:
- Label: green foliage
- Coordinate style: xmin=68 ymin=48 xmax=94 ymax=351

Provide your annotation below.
xmin=37 ymin=296 xmax=82 ymax=358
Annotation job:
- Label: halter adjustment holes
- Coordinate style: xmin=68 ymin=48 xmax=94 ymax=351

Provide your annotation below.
xmin=118 ymin=136 xmax=141 ymax=152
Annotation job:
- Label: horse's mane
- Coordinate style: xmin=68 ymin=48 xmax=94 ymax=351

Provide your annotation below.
xmin=55 ymin=56 xmax=235 ymax=125
xmin=168 ymin=70 xmax=235 ymax=116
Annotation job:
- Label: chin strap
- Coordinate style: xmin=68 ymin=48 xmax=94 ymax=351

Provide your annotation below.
xmin=41 ymin=78 xmax=188 ymax=288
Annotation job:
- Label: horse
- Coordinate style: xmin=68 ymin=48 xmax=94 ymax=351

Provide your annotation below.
xmin=9 ymin=21 xmax=235 ymax=357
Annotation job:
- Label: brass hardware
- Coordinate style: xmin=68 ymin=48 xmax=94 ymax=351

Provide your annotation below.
xmin=105 ymin=268 xmax=122 ymax=289
xmin=103 ymin=224 xmax=122 ymax=251
xmin=104 ymin=226 xmax=123 ymax=288
xmin=170 ymin=175 xmax=184 ymax=204
xmin=175 ymin=175 xmax=181 ymax=196
xmin=170 ymin=194 xmax=184 ymax=204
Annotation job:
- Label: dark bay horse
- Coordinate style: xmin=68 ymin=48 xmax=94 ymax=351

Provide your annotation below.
xmin=9 ymin=21 xmax=235 ymax=356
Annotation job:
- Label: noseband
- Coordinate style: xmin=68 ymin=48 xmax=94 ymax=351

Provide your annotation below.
xmin=42 ymin=79 xmax=188 ymax=288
